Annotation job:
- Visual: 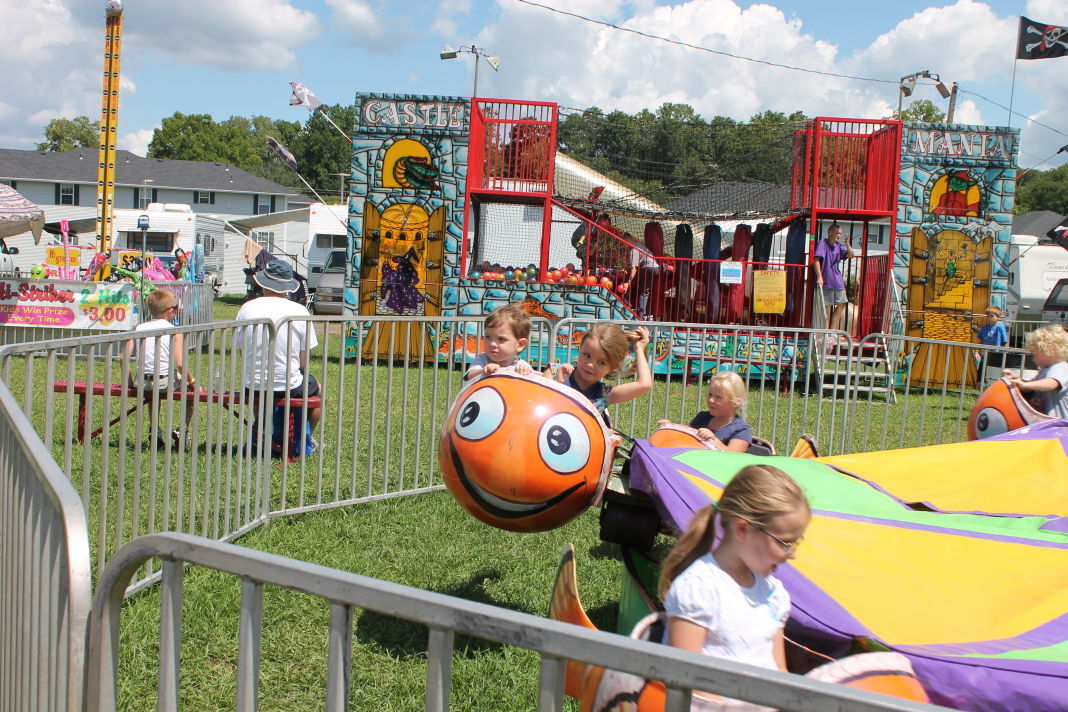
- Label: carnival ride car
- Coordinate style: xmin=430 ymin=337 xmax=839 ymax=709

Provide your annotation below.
xmin=439 ymin=373 xmax=1068 ymax=711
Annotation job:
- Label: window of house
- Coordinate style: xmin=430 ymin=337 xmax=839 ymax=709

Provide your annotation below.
xmin=138 ymin=188 xmax=156 ymax=211
xmin=315 ymin=234 xmax=347 ymax=249
xmin=255 ymin=195 xmax=272 ymax=215
xmin=59 ymin=184 xmax=76 ymax=205
xmin=0 ymin=180 xmax=14 ymax=189
xmin=195 ymin=191 xmax=214 ymax=205
xmin=253 ymin=231 xmax=275 ymax=249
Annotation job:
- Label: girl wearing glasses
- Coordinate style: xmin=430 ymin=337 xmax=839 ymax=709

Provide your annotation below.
xmin=658 ymin=464 xmax=810 ymax=708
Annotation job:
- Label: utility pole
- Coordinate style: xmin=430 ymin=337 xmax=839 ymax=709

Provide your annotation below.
xmin=946 ymin=82 xmax=959 ymax=124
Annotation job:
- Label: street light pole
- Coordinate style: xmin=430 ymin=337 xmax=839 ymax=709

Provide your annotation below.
xmin=439 ymin=44 xmax=500 ymax=97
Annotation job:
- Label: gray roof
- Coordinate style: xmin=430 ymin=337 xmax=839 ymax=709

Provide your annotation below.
xmin=1012 ymin=210 xmax=1065 ymax=237
xmin=665 ymin=181 xmax=791 ymax=217
xmin=0 ymin=148 xmax=297 ymax=195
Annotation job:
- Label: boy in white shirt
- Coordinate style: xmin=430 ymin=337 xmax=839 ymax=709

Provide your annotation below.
xmin=123 ymin=288 xmax=196 ymax=445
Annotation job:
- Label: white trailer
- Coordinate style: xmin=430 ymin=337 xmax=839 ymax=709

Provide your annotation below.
xmin=305 ymin=203 xmax=348 ymax=291
xmin=1006 ymin=234 xmax=1068 ymax=330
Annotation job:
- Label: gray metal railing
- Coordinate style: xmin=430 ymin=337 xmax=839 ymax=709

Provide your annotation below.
xmin=846 ymin=333 xmax=1028 ymax=452
xmin=84 ymin=532 xmax=950 ymax=712
xmin=0 ymin=379 xmax=91 ymax=712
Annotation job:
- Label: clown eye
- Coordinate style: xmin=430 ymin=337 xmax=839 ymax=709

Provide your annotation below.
xmin=538 ymin=413 xmax=591 ymax=474
xmin=454 ymin=387 xmax=506 ymax=441
xmin=974 ymin=407 xmax=1008 ymax=439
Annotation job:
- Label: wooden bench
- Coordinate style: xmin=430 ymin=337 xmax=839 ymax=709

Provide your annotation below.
xmin=52 ymin=380 xmax=321 ymax=447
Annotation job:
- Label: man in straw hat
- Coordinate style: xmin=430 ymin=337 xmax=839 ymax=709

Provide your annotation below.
xmin=236 ymin=259 xmax=322 ymax=440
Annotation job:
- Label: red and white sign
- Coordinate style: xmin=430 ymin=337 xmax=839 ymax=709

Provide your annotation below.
xmin=0 ymin=279 xmax=135 ymax=330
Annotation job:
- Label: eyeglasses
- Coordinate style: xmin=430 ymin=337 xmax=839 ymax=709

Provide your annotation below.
xmin=740 ymin=517 xmax=803 ymax=553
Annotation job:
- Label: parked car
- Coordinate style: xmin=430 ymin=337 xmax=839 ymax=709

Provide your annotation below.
xmin=1041 ymin=278 xmax=1068 ymax=329
xmin=0 ymin=238 xmax=20 ymax=275
xmin=310 ymin=249 xmax=346 ymax=315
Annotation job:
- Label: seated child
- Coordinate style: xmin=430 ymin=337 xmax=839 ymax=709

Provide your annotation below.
xmin=1002 ymin=325 xmax=1068 ymax=418
xmin=978 ymin=306 xmax=1008 ymax=347
xmin=658 ymin=371 xmax=752 ymax=452
xmin=123 ymin=289 xmax=196 ymax=444
xmin=659 ymin=464 xmax=810 ymax=706
xmin=465 ymin=303 xmax=535 ymax=380
xmin=548 ymin=323 xmax=652 ymax=422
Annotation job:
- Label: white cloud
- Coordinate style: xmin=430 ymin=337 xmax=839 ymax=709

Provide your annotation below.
xmin=125 ymin=0 xmax=320 ymax=71
xmin=119 ymin=128 xmax=156 ymax=157
xmin=326 ymin=0 xmax=392 ymax=51
xmin=0 ymin=0 xmax=100 ymax=147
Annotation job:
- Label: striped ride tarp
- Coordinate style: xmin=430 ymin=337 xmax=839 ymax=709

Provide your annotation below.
xmin=627 ymin=420 xmax=1068 ymax=711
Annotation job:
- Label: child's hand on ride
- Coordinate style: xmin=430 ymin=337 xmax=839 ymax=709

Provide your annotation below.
xmin=656 ymin=418 xmax=672 ymax=428
xmin=1001 ymin=368 xmax=1016 ymax=379
xmin=483 ymin=363 xmax=500 ymax=375
xmin=554 ymin=363 xmax=575 ymax=382
xmin=695 ymin=428 xmax=714 ymax=441
xmin=514 ymin=362 xmax=533 ymax=376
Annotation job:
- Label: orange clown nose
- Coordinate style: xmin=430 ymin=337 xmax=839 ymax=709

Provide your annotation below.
xmin=438 ymin=373 xmax=618 ymax=533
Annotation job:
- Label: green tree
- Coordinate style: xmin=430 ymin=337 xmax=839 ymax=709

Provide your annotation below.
xmin=36 ymin=116 xmax=100 ymax=151
xmin=894 ymin=99 xmax=946 ymax=123
xmin=1016 ymin=164 xmax=1068 ymax=214
xmin=288 ymin=103 xmax=356 ymax=203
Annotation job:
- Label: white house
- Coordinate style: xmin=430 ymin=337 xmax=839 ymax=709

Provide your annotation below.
xmin=0 ymin=147 xmax=309 ymax=283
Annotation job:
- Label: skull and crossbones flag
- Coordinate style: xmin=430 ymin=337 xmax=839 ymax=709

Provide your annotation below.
xmin=289 ymin=81 xmax=323 ymax=109
xmin=1017 ymin=17 xmax=1068 ymax=60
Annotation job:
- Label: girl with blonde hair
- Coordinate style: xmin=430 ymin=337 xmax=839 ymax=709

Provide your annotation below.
xmin=658 ymin=370 xmax=752 ymax=452
xmin=658 ymin=464 xmax=810 ymax=707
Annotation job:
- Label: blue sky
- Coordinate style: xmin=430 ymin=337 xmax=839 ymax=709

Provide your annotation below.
xmin=3 ymin=0 xmax=1067 ymax=176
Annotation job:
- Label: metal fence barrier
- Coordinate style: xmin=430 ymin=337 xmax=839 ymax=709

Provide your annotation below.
xmin=0 ymin=377 xmax=91 ymax=712
xmin=84 ymin=532 xmax=950 ymax=712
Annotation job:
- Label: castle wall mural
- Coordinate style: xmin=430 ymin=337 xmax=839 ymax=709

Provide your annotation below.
xmin=894 ymin=123 xmax=1019 ymax=387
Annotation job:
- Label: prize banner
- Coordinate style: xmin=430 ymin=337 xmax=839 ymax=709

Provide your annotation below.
xmin=752 ymin=270 xmax=786 ymax=314
xmin=0 ymin=279 xmax=135 ymax=330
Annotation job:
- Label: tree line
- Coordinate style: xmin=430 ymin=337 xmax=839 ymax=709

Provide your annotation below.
xmin=34 ymin=100 xmax=1067 ymax=214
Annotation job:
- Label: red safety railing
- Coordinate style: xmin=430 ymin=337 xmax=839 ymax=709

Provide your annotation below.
xmin=467 ymin=99 xmax=558 ymax=195
xmin=791 ymin=117 xmax=902 ymax=217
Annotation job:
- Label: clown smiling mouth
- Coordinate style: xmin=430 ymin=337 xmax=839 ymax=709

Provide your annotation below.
xmin=449 ymin=436 xmax=583 ymax=519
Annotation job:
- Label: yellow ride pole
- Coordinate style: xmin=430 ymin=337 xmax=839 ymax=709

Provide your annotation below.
xmin=96 ymin=4 xmax=123 ymax=253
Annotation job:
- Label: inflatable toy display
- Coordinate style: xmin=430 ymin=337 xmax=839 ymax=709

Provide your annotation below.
xmin=548 ymin=544 xmax=930 ymax=710
xmin=967 ymin=376 xmax=1056 ymax=439
xmin=621 ymin=423 xmax=1068 ymax=711
xmin=438 ymin=373 xmax=620 ymax=532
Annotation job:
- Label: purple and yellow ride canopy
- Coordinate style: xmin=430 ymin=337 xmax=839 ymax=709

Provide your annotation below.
xmin=627 ymin=420 xmax=1068 ymax=712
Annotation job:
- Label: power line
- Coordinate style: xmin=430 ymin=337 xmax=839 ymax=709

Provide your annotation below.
xmin=958 ymin=88 xmax=1068 ymax=141
xmin=514 ymin=0 xmax=896 ymax=85
xmin=518 ymin=0 xmax=1068 ymax=150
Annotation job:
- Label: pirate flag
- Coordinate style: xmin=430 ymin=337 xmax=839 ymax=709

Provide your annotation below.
xmin=289 ymin=81 xmax=323 ymax=109
xmin=1017 ymin=17 xmax=1068 ymax=60
xmin=266 ymin=136 xmax=298 ymax=172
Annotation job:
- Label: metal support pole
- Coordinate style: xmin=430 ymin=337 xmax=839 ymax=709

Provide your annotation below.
xmin=947 ymin=82 xmax=958 ymax=124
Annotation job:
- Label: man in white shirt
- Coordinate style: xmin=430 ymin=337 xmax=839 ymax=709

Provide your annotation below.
xmin=236 ymin=260 xmax=322 ymax=431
